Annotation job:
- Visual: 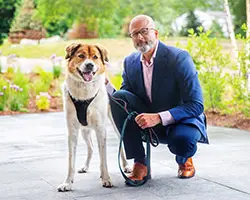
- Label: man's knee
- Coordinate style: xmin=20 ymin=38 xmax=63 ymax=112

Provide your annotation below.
xmin=168 ymin=136 xmax=197 ymax=158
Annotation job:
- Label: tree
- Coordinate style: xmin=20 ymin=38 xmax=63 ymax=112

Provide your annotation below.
xmin=224 ymin=0 xmax=239 ymax=69
xmin=10 ymin=0 xmax=43 ymax=32
xmin=228 ymin=0 xmax=246 ymax=35
xmin=36 ymin=0 xmax=120 ymax=37
xmin=0 ymin=0 xmax=20 ymax=44
xmin=168 ymin=0 xmax=223 ymax=15
xmin=179 ymin=11 xmax=204 ymax=36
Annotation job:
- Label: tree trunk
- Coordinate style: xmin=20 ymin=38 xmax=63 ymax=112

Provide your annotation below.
xmin=224 ymin=0 xmax=240 ymax=73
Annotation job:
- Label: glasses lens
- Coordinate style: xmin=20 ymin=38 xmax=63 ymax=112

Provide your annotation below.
xmin=129 ymin=28 xmax=152 ymax=38
xmin=140 ymin=28 xmax=148 ymax=35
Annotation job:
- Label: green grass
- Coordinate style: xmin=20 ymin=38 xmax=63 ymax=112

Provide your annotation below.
xmin=0 ymin=38 xmax=135 ymax=60
xmin=0 ymin=37 xmax=234 ymax=60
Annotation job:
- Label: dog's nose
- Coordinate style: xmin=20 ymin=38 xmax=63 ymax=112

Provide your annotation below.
xmin=86 ymin=63 xmax=94 ymax=71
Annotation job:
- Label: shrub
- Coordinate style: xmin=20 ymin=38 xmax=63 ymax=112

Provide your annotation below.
xmin=177 ymin=27 xmax=231 ymax=111
xmin=31 ymin=66 xmax=53 ymax=95
xmin=50 ymin=54 xmax=63 ymax=79
xmin=52 ymin=65 xmax=63 ymax=79
xmin=12 ymin=69 xmax=30 ymax=107
xmin=0 ymin=77 xmax=8 ymax=111
xmin=110 ymin=74 xmax=122 ymax=90
xmin=36 ymin=92 xmax=51 ymax=111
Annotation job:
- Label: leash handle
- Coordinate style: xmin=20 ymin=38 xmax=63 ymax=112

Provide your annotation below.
xmin=109 ymin=94 xmax=159 ymax=186
xmin=118 ymin=112 xmax=150 ymax=186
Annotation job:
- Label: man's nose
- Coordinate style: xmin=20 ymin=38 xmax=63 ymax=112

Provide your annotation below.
xmin=137 ymin=32 xmax=144 ymax=39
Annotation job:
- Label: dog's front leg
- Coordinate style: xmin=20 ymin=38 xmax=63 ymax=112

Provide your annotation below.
xmin=95 ymin=127 xmax=113 ymax=188
xmin=108 ymin=109 xmax=131 ymax=173
xmin=58 ymin=126 xmax=79 ymax=192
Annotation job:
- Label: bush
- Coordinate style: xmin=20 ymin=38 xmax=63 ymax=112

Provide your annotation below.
xmin=177 ymin=27 xmax=231 ymax=111
xmin=53 ymin=65 xmax=62 ymax=79
xmin=0 ymin=77 xmax=8 ymax=111
xmin=110 ymin=74 xmax=122 ymax=90
xmin=36 ymin=92 xmax=51 ymax=111
xmin=31 ymin=66 xmax=53 ymax=95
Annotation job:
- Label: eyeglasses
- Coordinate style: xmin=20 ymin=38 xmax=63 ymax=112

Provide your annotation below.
xmin=129 ymin=28 xmax=155 ymax=39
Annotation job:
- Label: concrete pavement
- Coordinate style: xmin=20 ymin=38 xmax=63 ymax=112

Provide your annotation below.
xmin=0 ymin=112 xmax=250 ymax=200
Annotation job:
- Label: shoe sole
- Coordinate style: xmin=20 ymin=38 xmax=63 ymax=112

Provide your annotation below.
xmin=178 ymin=171 xmax=195 ymax=179
xmin=125 ymin=174 xmax=151 ymax=186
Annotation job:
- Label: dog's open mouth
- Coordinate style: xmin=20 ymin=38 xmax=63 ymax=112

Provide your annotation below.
xmin=77 ymin=68 xmax=96 ymax=82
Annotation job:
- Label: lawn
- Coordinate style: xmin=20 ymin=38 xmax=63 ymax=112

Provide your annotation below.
xmin=0 ymin=37 xmax=234 ymax=60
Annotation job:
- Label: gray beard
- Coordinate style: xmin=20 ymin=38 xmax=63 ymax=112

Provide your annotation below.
xmin=136 ymin=40 xmax=155 ymax=54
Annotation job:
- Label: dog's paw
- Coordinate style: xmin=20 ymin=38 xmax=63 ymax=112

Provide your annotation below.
xmin=78 ymin=167 xmax=88 ymax=173
xmin=102 ymin=178 xmax=113 ymax=188
xmin=57 ymin=182 xmax=73 ymax=192
xmin=124 ymin=165 xmax=132 ymax=173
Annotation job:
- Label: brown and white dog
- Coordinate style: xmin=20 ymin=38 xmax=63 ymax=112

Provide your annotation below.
xmin=57 ymin=43 xmax=130 ymax=192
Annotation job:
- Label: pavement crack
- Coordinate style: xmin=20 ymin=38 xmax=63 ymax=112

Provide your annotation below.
xmin=201 ymin=177 xmax=250 ymax=195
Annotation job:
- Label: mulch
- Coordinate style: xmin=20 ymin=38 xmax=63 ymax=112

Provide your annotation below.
xmin=0 ymin=97 xmax=250 ymax=132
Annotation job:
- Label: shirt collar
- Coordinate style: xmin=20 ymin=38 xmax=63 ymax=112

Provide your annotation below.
xmin=140 ymin=40 xmax=159 ymax=63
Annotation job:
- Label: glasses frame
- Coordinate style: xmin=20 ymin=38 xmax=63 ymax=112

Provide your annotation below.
xmin=129 ymin=27 xmax=155 ymax=39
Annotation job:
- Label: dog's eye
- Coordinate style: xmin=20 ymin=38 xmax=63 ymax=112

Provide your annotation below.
xmin=78 ymin=54 xmax=85 ymax=59
xmin=93 ymin=55 xmax=98 ymax=59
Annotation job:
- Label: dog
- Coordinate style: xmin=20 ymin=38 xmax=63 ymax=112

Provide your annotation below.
xmin=57 ymin=43 xmax=130 ymax=192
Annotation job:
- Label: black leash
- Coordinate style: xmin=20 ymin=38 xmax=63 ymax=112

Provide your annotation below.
xmin=109 ymin=95 xmax=159 ymax=186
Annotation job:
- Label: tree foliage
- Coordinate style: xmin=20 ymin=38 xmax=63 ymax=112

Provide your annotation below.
xmin=10 ymin=0 xmax=43 ymax=32
xmin=0 ymin=0 xmax=20 ymax=44
xmin=228 ymin=0 xmax=246 ymax=35
xmin=2 ymin=0 xmax=226 ymax=39
xmin=179 ymin=11 xmax=204 ymax=36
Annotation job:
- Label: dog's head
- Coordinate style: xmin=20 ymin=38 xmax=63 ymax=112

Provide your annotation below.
xmin=65 ymin=43 xmax=109 ymax=82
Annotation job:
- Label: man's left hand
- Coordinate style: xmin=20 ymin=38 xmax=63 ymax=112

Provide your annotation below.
xmin=135 ymin=113 xmax=162 ymax=129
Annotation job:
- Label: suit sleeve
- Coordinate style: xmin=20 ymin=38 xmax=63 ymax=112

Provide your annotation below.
xmin=168 ymin=51 xmax=204 ymax=122
xmin=120 ymin=58 xmax=133 ymax=92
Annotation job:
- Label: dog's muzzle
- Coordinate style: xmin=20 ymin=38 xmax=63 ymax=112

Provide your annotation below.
xmin=77 ymin=63 xmax=97 ymax=82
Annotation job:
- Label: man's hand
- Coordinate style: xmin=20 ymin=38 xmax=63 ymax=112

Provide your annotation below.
xmin=135 ymin=113 xmax=162 ymax=129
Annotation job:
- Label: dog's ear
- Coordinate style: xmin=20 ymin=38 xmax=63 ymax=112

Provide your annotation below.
xmin=95 ymin=44 xmax=109 ymax=64
xmin=65 ymin=43 xmax=81 ymax=59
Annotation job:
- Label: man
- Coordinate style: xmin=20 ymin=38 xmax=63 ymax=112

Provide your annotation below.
xmin=106 ymin=14 xmax=208 ymax=182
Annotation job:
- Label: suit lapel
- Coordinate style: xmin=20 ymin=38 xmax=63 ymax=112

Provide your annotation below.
xmin=151 ymin=42 xmax=169 ymax=103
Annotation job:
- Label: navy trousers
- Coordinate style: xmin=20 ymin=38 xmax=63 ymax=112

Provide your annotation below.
xmin=110 ymin=90 xmax=201 ymax=165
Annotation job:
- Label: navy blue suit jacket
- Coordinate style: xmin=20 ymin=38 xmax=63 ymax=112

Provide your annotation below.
xmin=121 ymin=41 xmax=208 ymax=143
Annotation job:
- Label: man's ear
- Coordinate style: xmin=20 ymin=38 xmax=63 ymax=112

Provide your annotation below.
xmin=95 ymin=44 xmax=109 ymax=64
xmin=65 ymin=43 xmax=81 ymax=59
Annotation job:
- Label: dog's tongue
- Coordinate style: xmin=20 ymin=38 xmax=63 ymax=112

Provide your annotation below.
xmin=83 ymin=72 xmax=93 ymax=82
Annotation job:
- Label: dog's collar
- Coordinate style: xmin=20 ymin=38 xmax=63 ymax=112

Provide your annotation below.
xmin=68 ymin=90 xmax=98 ymax=126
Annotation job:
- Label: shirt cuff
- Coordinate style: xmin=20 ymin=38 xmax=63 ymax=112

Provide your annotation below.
xmin=158 ymin=111 xmax=175 ymax=126
xmin=105 ymin=82 xmax=116 ymax=95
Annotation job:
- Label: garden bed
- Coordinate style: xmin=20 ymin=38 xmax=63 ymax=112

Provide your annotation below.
xmin=0 ymin=99 xmax=249 ymax=132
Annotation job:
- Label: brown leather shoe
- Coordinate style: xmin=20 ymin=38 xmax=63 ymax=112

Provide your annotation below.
xmin=128 ymin=162 xmax=148 ymax=181
xmin=178 ymin=157 xmax=195 ymax=178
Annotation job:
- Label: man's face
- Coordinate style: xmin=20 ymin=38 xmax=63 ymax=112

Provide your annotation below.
xmin=129 ymin=19 xmax=158 ymax=54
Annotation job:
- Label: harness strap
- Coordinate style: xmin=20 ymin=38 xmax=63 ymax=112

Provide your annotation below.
xmin=68 ymin=91 xmax=98 ymax=126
